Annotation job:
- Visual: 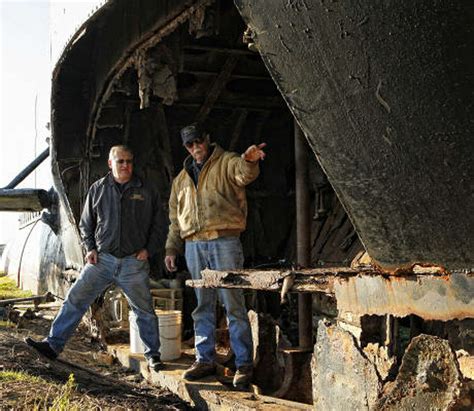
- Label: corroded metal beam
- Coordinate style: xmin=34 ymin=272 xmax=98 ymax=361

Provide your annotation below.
xmin=295 ymin=122 xmax=313 ymax=349
xmin=334 ymin=272 xmax=474 ymax=321
xmin=0 ymin=189 xmax=51 ymax=211
xmin=3 ymin=148 xmax=49 ymax=189
xmin=0 ymin=292 xmax=55 ymax=307
xmin=187 ymin=267 xmax=474 ymax=321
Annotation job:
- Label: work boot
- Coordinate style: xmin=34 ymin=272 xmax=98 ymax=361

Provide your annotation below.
xmin=25 ymin=337 xmax=58 ymax=360
xmin=182 ymin=361 xmax=216 ymax=381
xmin=233 ymin=365 xmax=253 ymax=389
xmin=147 ymin=355 xmax=164 ymax=371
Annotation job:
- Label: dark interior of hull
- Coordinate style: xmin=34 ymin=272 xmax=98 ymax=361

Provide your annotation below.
xmin=51 ymin=0 xmax=363 ymax=276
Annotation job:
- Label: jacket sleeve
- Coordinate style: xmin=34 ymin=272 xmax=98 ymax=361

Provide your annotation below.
xmin=145 ymin=186 xmax=167 ymax=258
xmin=79 ymin=187 xmax=97 ymax=252
xmin=165 ymin=180 xmax=184 ymax=255
xmin=227 ymin=152 xmax=260 ymax=187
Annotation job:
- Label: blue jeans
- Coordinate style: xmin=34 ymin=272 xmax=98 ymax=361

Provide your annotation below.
xmin=185 ymin=236 xmax=253 ymax=367
xmin=47 ymin=252 xmax=160 ymax=359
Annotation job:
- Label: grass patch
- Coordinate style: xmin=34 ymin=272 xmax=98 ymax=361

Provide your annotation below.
xmin=50 ymin=373 xmax=78 ymax=411
xmin=0 ymin=276 xmax=32 ymax=299
xmin=0 ymin=371 xmax=84 ymax=410
xmin=0 ymin=370 xmax=45 ymax=384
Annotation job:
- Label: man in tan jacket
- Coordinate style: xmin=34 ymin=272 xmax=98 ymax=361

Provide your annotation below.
xmin=165 ymin=123 xmax=265 ymax=388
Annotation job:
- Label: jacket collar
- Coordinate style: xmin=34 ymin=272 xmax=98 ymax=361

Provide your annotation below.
xmin=183 ymin=143 xmax=223 ymax=170
xmin=106 ymin=172 xmax=142 ymax=188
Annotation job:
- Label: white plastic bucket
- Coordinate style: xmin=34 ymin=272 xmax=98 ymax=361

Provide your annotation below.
xmin=128 ymin=310 xmax=182 ymax=361
xmin=156 ymin=309 xmax=182 ymax=361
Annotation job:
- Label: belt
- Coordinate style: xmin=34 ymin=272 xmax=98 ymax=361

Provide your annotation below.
xmin=185 ymin=229 xmax=241 ymax=242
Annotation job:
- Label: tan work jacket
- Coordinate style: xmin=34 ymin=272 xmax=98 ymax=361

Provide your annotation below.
xmin=165 ymin=144 xmax=259 ymax=255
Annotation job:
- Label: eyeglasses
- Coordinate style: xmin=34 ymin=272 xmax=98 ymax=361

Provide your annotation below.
xmin=184 ymin=138 xmax=205 ymax=149
xmin=115 ymin=159 xmax=133 ymax=165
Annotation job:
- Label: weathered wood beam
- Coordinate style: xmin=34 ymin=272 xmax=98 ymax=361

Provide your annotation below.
xmin=183 ymin=45 xmax=254 ymax=55
xmin=176 ymin=100 xmax=282 ymax=112
xmin=186 ymin=267 xmax=474 ymax=321
xmin=255 ymin=111 xmax=270 ymax=143
xmin=155 ymin=103 xmax=174 ymax=186
xmin=123 ymin=103 xmax=132 ymax=144
xmin=229 ymin=109 xmax=248 ymax=151
xmin=185 ymin=69 xmax=271 ymax=81
xmin=186 ymin=267 xmax=353 ymax=294
xmin=194 ymin=55 xmax=239 ymax=124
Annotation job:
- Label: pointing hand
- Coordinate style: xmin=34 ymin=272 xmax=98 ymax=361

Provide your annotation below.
xmin=242 ymin=143 xmax=266 ymax=163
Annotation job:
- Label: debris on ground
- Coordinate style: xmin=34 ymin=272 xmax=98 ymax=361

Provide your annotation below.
xmin=0 ymin=304 xmax=192 ymax=410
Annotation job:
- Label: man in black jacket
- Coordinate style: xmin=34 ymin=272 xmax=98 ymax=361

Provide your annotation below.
xmin=26 ymin=145 xmax=164 ymax=371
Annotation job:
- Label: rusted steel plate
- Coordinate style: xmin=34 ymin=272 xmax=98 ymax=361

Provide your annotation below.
xmin=335 ymin=273 xmax=474 ymax=321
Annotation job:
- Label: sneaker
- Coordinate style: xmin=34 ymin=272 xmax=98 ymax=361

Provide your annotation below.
xmin=182 ymin=361 xmax=216 ymax=381
xmin=24 ymin=337 xmax=58 ymax=360
xmin=233 ymin=365 xmax=253 ymax=389
xmin=147 ymin=355 xmax=164 ymax=371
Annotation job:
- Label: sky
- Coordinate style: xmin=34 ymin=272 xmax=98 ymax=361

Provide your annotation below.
xmin=0 ymin=0 xmax=51 ymax=245
xmin=0 ymin=0 xmax=99 ymax=245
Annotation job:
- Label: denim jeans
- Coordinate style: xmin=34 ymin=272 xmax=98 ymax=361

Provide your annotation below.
xmin=185 ymin=236 xmax=253 ymax=367
xmin=47 ymin=252 xmax=160 ymax=359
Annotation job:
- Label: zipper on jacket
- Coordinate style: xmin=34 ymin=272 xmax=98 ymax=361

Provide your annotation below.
xmin=195 ymin=160 xmax=212 ymax=233
xmin=191 ymin=178 xmax=201 ymax=232
xmin=185 ymin=147 xmax=216 ymax=234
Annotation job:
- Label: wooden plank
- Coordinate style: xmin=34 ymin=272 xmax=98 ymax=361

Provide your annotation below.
xmin=186 ymin=267 xmax=474 ymax=321
xmin=110 ymin=343 xmax=313 ymax=410
xmin=228 ymin=108 xmax=248 ymax=151
xmin=155 ymin=103 xmax=174 ymax=186
xmin=194 ymin=55 xmax=239 ymax=124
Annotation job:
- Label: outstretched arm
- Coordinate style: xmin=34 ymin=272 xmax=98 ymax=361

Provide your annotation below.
xmin=228 ymin=142 xmax=267 ymax=187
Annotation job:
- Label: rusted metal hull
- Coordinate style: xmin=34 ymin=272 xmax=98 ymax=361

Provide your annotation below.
xmin=1 ymin=213 xmax=70 ymax=297
xmin=234 ymin=0 xmax=474 ymax=271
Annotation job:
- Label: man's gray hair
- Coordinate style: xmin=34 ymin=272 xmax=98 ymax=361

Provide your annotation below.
xmin=109 ymin=145 xmax=134 ymax=160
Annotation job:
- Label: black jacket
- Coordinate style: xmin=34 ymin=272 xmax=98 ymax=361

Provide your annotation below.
xmin=79 ymin=173 xmax=165 ymax=258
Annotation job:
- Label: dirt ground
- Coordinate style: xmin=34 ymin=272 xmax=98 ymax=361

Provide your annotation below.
xmin=0 ymin=305 xmax=192 ymax=410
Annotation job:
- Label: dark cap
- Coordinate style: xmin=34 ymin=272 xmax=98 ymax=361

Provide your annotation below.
xmin=180 ymin=123 xmax=203 ymax=145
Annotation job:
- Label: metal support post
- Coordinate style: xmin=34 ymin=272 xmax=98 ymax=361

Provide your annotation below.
xmin=294 ymin=121 xmax=313 ymax=349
